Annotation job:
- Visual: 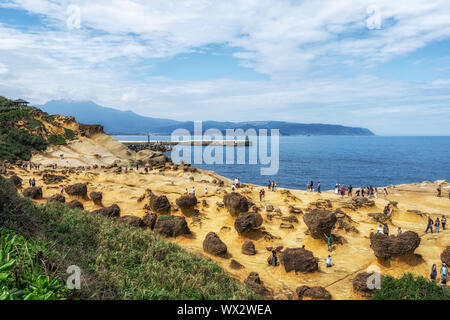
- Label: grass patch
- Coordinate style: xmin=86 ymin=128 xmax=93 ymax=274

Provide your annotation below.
xmin=372 ymin=273 xmax=450 ymax=300
xmin=0 ymin=176 xmax=258 ymax=300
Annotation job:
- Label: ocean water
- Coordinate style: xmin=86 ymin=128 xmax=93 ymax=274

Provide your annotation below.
xmin=113 ymin=135 xmax=450 ymax=191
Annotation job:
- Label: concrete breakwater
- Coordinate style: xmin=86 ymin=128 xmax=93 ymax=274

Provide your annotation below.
xmin=122 ymin=140 xmax=252 ymax=152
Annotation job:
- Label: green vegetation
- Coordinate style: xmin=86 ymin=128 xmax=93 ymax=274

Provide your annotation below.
xmin=0 ymin=128 xmax=47 ymax=161
xmin=64 ymin=128 xmax=76 ymax=140
xmin=372 ymin=273 xmax=450 ymax=300
xmin=0 ymin=228 xmax=66 ymax=300
xmin=0 ymin=176 xmax=257 ymax=300
xmin=0 ymin=96 xmax=13 ymax=109
xmin=47 ymin=134 xmax=66 ymax=146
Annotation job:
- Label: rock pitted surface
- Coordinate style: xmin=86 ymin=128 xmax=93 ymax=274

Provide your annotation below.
xmin=154 ymin=215 xmax=191 ymax=237
xmin=303 ymin=209 xmax=337 ymax=239
xmin=279 ymin=248 xmax=319 ymax=273
xmin=203 ymin=232 xmax=228 ymax=256
xmin=296 ymin=286 xmax=331 ymax=300
xmin=223 ymin=192 xmax=250 ymax=216
xmin=234 ymin=212 xmax=263 ymax=233
xmin=369 ymin=231 xmax=421 ymax=259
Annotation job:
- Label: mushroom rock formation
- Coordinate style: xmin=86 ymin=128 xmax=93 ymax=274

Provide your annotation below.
xmin=117 ymin=215 xmax=144 ymax=227
xmin=9 ymin=175 xmax=22 ymax=188
xmin=67 ymin=200 xmax=84 ymax=210
xmin=369 ymin=231 xmax=421 ymax=259
xmin=303 ymin=209 xmax=337 ymax=239
xmin=352 ymin=272 xmax=384 ymax=296
xmin=440 ymin=246 xmax=450 ymax=265
xmin=223 ymin=192 xmax=250 ymax=216
xmin=142 ymin=212 xmax=157 ymax=230
xmin=279 ymin=248 xmax=319 ymax=273
xmin=89 ymin=191 xmax=103 ymax=206
xmin=42 ymin=173 xmax=66 ymax=185
xmin=296 ymin=286 xmax=331 ymax=300
xmin=230 ymin=259 xmax=244 ymax=270
xmin=242 ymin=240 xmax=256 ymax=255
xmin=175 ymin=195 xmax=198 ymax=214
xmin=149 ymin=195 xmax=171 ymax=214
xmin=234 ymin=212 xmax=263 ymax=233
xmin=153 ymin=215 xmax=191 ymax=237
xmin=244 ymin=272 xmax=272 ymax=299
xmin=92 ymin=204 xmax=121 ymax=218
xmin=203 ymin=232 xmax=227 ymax=256
xmin=23 ymin=187 xmax=43 ymax=199
xmin=65 ymin=183 xmax=88 ymax=198
xmin=47 ymin=194 xmax=66 ymax=204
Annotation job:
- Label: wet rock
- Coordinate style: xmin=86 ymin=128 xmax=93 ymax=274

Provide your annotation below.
xmin=89 ymin=191 xmax=103 ymax=206
xmin=369 ymin=231 xmax=421 ymax=259
xmin=279 ymin=248 xmax=319 ymax=273
xmin=23 ymin=187 xmax=43 ymax=199
xmin=67 ymin=200 xmax=84 ymax=210
xmin=230 ymin=259 xmax=244 ymax=270
xmin=242 ymin=240 xmax=256 ymax=255
xmin=296 ymin=286 xmax=331 ymax=300
xmin=117 ymin=215 xmax=144 ymax=227
xmin=142 ymin=212 xmax=157 ymax=229
xmin=244 ymin=272 xmax=272 ymax=298
xmin=65 ymin=183 xmax=88 ymax=198
xmin=303 ymin=209 xmax=337 ymax=239
xmin=441 ymin=246 xmax=450 ymax=265
xmin=154 ymin=215 xmax=191 ymax=237
xmin=234 ymin=212 xmax=263 ymax=233
xmin=353 ymin=272 xmax=384 ymax=296
xmin=10 ymin=175 xmax=22 ymax=188
xmin=47 ymin=194 xmax=66 ymax=203
xmin=92 ymin=204 xmax=121 ymax=218
xmin=203 ymin=232 xmax=227 ymax=256
xmin=149 ymin=195 xmax=171 ymax=214
xmin=223 ymin=192 xmax=250 ymax=216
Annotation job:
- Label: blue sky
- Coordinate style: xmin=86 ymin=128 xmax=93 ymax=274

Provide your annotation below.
xmin=0 ymin=0 xmax=450 ymax=135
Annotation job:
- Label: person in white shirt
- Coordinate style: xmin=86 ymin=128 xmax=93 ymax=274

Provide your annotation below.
xmin=191 ymin=187 xmax=195 ymax=196
xmin=204 ymin=188 xmax=208 ymax=195
xmin=326 ymin=255 xmax=332 ymax=268
xmin=184 ymin=188 xmax=188 ymax=195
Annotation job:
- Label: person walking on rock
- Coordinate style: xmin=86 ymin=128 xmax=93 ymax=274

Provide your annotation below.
xmin=430 ymin=264 xmax=437 ymax=283
xmin=442 ymin=216 xmax=447 ymax=230
xmin=317 ymin=181 xmax=321 ymax=193
xmin=425 ymin=217 xmax=434 ymax=233
xmin=440 ymin=263 xmax=448 ymax=286
xmin=435 ymin=218 xmax=441 ymax=233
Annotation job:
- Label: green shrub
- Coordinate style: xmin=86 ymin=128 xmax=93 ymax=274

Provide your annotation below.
xmin=0 ymin=228 xmax=66 ymax=300
xmin=0 ymin=128 xmax=47 ymax=161
xmin=41 ymin=113 xmax=55 ymax=124
xmin=64 ymin=128 xmax=76 ymax=140
xmin=47 ymin=134 xmax=66 ymax=146
xmin=0 ymin=176 xmax=258 ymax=300
xmin=27 ymin=118 xmax=44 ymax=130
xmin=372 ymin=273 xmax=450 ymax=300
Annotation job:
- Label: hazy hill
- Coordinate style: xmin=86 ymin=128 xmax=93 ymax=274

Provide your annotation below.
xmin=39 ymin=100 xmax=375 ymax=136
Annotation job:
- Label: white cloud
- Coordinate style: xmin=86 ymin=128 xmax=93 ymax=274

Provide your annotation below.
xmin=1 ymin=0 xmax=450 ymax=134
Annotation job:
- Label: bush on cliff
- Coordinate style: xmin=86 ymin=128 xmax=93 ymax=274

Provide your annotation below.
xmin=372 ymin=273 xmax=450 ymax=300
xmin=0 ymin=128 xmax=47 ymax=161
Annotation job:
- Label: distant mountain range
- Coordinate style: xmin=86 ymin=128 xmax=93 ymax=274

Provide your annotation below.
xmin=39 ymin=100 xmax=375 ymax=136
